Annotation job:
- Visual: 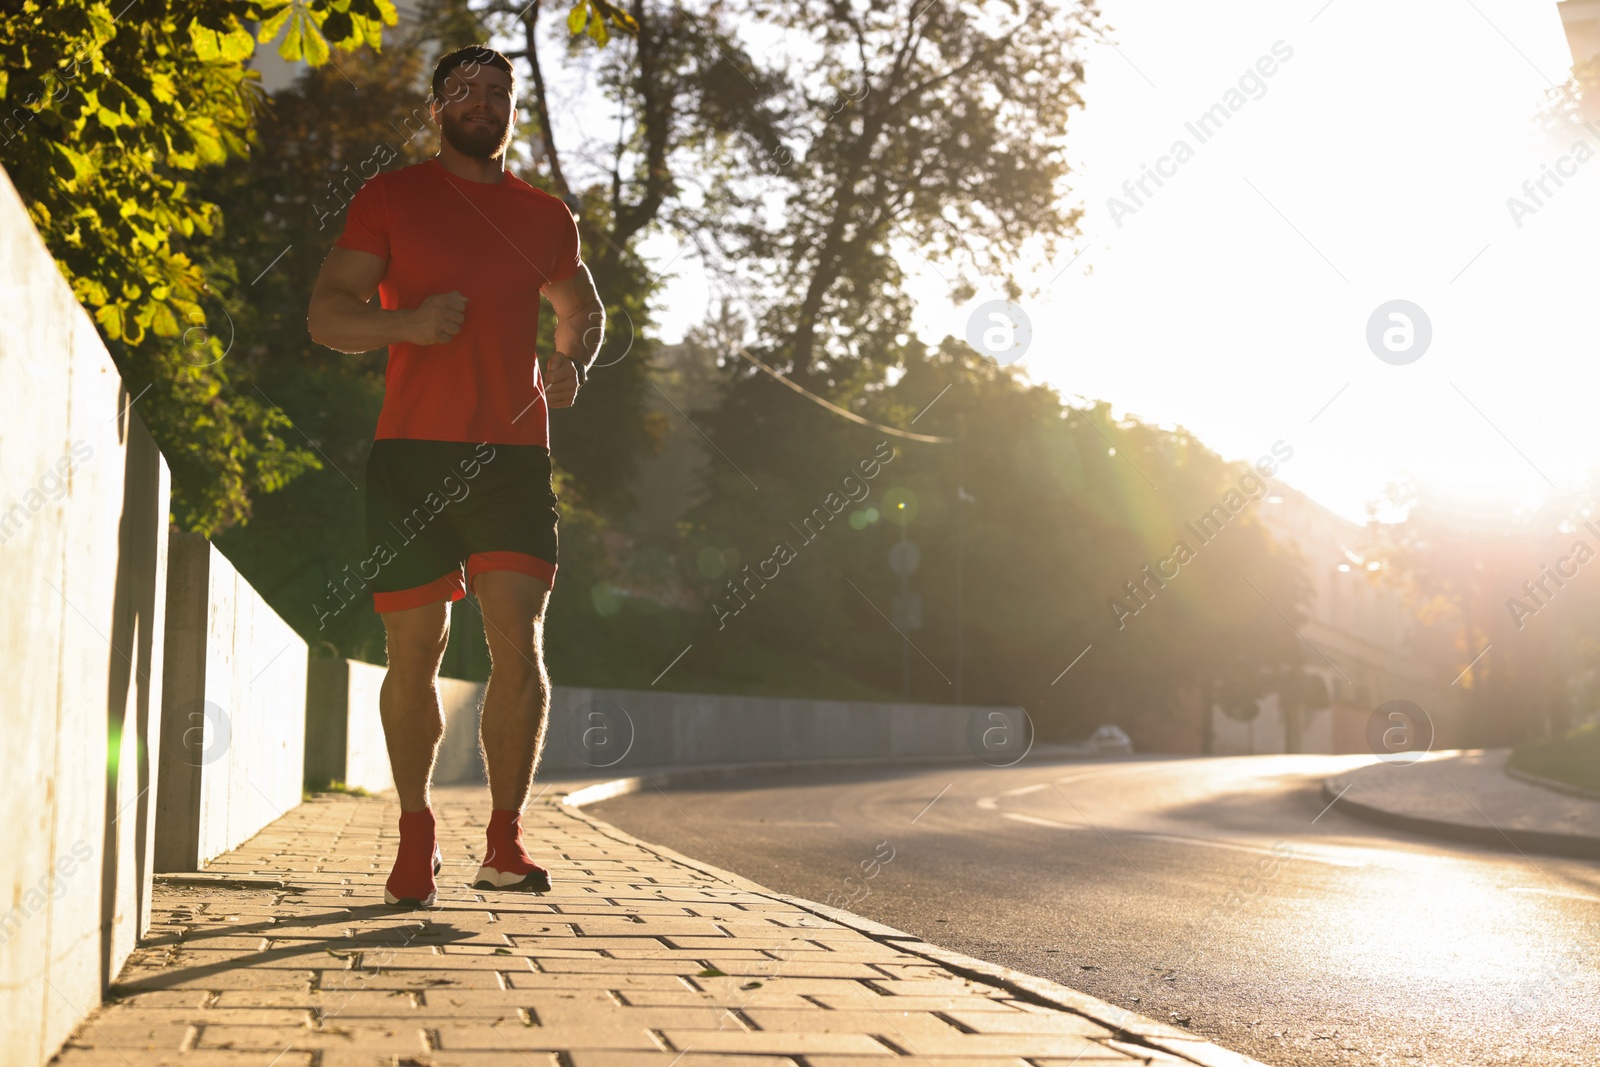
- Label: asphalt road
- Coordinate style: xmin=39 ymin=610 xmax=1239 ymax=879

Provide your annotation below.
xmin=589 ymin=754 xmax=1600 ymax=1067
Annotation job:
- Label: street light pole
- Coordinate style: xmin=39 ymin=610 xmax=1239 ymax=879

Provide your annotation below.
xmin=955 ymin=413 xmax=964 ymax=705
xmin=899 ymin=521 xmax=910 ymax=699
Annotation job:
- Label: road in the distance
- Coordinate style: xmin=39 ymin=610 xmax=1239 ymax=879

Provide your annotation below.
xmin=589 ymin=755 xmax=1600 ymax=1067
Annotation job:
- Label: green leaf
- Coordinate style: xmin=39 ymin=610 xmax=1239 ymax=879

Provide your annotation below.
xmin=150 ymin=302 xmax=179 ymax=338
xmin=281 ymin=6 xmax=332 ymax=66
xmin=192 ymin=129 xmax=224 ymax=164
xmin=279 ymin=18 xmax=303 ymax=61
xmin=53 ymin=140 xmax=93 ymax=186
xmin=219 ymin=25 xmax=255 ymax=62
xmin=94 ymin=304 xmax=124 ymax=340
xmin=567 ymin=1 xmax=589 ymax=35
xmin=592 ymin=0 xmax=640 ymax=35
xmin=190 ymin=22 xmax=222 ymax=62
xmin=257 ymin=3 xmax=294 ymax=43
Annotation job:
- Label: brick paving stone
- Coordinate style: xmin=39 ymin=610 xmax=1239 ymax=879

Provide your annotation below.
xmin=806 ymin=993 xmax=1034 ymax=1012
xmin=497 ymin=972 xmax=695 ymax=990
xmin=53 ymin=1053 xmax=316 ymax=1067
xmin=313 ymin=969 xmax=507 ymax=990
xmin=432 ymin=1024 xmax=663 ymax=1050
xmin=942 ymin=1009 xmax=1118 ymax=1038
xmin=801 ymin=1058 xmax=1112 ymax=1067
xmin=603 ymin=949 xmax=779 ymax=962
xmin=691 ymin=976 xmax=915 ymax=997
xmin=107 ymin=991 xmax=214 ymax=1010
xmin=111 ymin=968 xmax=315 ymax=992
xmin=212 ymin=990 xmax=415 ymax=1012
xmin=739 ymin=1008 xmax=970 ymax=1042
xmin=662 ymin=935 xmax=851 ymax=951
xmin=565 ymin=1054 xmax=800 ymax=1067
xmin=319 ymin=1054 xmax=562 ymax=1067
xmin=523 ymin=957 xmax=719 ymax=974
xmin=51 ymin=782 xmax=1228 ymax=1067
xmin=863 ymin=977 xmax=997 ymax=996
xmin=193 ymin=1024 xmax=428 ymax=1053
xmin=606 ymin=987 xmax=784 ymax=1004
xmin=655 ymin=1031 xmax=895 ymax=1054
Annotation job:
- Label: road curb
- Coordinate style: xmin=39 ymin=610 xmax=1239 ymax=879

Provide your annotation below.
xmin=1321 ymin=777 xmax=1600 ymax=860
xmin=1505 ymin=764 xmax=1600 ymax=803
xmin=543 ymin=745 xmax=1142 ymax=794
xmin=560 ymin=767 xmax=1271 ymax=1067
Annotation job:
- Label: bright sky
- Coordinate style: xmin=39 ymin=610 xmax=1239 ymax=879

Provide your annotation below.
xmin=630 ymin=0 xmax=1600 ymax=525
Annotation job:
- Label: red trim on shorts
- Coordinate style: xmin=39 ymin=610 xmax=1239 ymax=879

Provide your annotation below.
xmin=372 ymin=570 xmax=467 ymax=614
xmin=467 ymin=551 xmax=557 ymax=592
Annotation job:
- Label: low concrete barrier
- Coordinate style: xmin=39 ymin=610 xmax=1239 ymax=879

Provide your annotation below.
xmin=304 ymin=668 xmax=1017 ymax=783
xmin=536 ymin=686 xmax=1000 ymax=774
xmin=305 ymin=658 xmax=394 ymax=793
xmin=311 ymin=662 xmax=1029 ymax=785
xmin=154 ymin=533 xmax=308 ymax=871
xmin=0 ymin=167 xmax=171 ymax=1067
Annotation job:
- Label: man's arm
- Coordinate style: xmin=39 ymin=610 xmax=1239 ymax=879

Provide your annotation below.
xmin=307 ymin=246 xmax=467 ymax=353
xmin=542 ymin=264 xmax=604 ymax=409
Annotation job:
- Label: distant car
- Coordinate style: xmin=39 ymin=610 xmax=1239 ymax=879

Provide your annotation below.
xmin=1086 ymin=724 xmax=1133 ymax=754
xmin=1055 ymin=724 xmax=1134 ymax=756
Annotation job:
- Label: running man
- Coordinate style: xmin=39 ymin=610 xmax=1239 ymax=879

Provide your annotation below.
xmin=306 ymin=45 xmax=604 ymax=907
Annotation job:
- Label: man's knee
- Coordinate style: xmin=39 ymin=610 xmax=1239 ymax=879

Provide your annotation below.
xmin=383 ymin=603 xmax=450 ymax=680
xmin=488 ymin=641 xmax=548 ymax=694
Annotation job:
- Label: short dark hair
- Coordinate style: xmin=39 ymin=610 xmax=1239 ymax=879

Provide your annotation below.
xmin=431 ymin=45 xmax=516 ymax=104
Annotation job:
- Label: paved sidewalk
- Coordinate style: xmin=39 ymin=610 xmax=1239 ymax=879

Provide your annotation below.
xmin=1326 ymin=749 xmax=1600 ymax=858
xmin=56 ymin=778 xmax=1264 ymax=1067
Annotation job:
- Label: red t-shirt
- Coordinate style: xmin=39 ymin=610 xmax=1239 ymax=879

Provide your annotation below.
xmin=334 ymin=157 xmax=581 ymax=447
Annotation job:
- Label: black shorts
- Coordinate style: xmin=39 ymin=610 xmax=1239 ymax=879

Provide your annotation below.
xmin=363 ymin=439 xmax=559 ymax=612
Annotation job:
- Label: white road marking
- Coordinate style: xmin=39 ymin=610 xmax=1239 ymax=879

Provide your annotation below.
xmin=1509 ymin=887 xmax=1600 ymax=904
xmin=998 ymin=813 xmax=1368 ymax=868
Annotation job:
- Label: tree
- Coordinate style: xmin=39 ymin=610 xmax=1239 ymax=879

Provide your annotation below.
xmin=3 ymin=0 xmax=638 ymax=533
xmin=197 ymin=15 xmax=451 ymax=662
xmin=1368 ymin=485 xmax=1600 ymax=746
xmin=480 ymin=0 xmax=785 ymax=515
xmin=696 ymin=0 xmax=1096 ymax=385
xmin=674 ymin=338 xmax=1311 ymax=741
xmin=1 ymin=0 xmax=402 ymax=533
xmin=199 ymin=0 xmax=643 ymax=662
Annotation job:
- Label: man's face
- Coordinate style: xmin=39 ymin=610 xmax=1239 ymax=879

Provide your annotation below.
xmin=435 ymin=63 xmax=515 ymax=161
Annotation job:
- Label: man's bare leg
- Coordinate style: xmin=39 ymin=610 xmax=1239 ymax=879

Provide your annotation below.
xmin=474 ymin=570 xmax=552 ymax=810
xmin=378 ymin=598 xmax=451 ymax=905
xmin=471 ymin=570 xmax=554 ymax=891
xmin=379 ymin=600 xmax=451 ymax=811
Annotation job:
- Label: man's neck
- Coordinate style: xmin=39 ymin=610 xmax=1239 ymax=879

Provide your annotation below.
xmin=437 ymin=147 xmax=505 ymax=184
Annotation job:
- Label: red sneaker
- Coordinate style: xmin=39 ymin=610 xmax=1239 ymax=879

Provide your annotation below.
xmin=474 ymin=809 xmax=552 ymax=892
xmin=384 ymin=808 xmax=443 ymax=907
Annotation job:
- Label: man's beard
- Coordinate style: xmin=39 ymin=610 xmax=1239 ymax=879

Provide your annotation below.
xmin=441 ymin=112 xmax=511 ymax=160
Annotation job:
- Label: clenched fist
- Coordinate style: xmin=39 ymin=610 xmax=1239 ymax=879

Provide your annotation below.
xmin=546 ymin=351 xmax=581 ymax=408
xmin=406 ymin=291 xmax=467 ymax=346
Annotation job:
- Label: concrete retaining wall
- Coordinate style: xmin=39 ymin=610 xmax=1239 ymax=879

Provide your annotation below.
xmin=155 ymin=534 xmax=308 ymax=871
xmin=314 ymin=664 xmax=1022 ymax=784
xmin=538 ymin=687 xmax=996 ymax=773
xmin=428 ymin=681 xmax=1011 ymax=780
xmin=0 ymin=168 xmax=172 ymax=1067
xmin=305 ymin=658 xmax=394 ymax=794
